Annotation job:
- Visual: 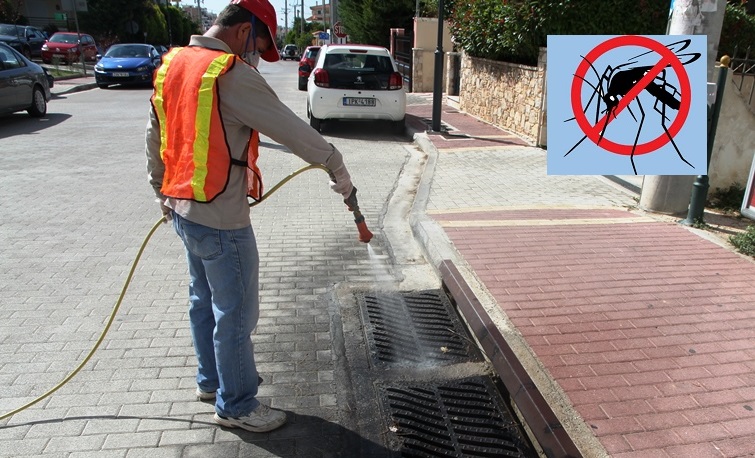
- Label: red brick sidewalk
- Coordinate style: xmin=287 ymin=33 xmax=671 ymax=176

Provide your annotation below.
xmin=432 ymin=207 xmax=755 ymax=457
xmin=406 ymin=104 xmax=529 ymax=150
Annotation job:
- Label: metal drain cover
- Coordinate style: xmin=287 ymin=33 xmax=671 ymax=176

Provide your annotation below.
xmin=380 ymin=377 xmax=534 ymax=457
xmin=357 ymin=290 xmax=482 ymax=367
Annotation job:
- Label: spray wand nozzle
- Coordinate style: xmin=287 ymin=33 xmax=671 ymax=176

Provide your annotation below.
xmin=343 ymin=187 xmax=373 ymax=243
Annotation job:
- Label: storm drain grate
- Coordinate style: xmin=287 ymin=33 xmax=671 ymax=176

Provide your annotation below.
xmin=380 ymin=377 xmax=533 ymax=457
xmin=357 ymin=290 xmax=482 ymax=367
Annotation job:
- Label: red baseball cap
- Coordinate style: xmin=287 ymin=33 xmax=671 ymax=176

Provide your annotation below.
xmin=230 ymin=0 xmax=279 ymax=62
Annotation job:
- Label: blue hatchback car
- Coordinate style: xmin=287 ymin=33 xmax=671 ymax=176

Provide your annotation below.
xmin=94 ymin=43 xmax=162 ymax=89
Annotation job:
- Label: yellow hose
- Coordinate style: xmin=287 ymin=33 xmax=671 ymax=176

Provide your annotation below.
xmin=0 ymin=164 xmax=330 ymax=421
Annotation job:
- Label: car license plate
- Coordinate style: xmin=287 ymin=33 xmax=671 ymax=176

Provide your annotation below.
xmin=343 ymin=97 xmax=375 ymax=107
xmin=113 ymin=72 xmax=129 ymax=77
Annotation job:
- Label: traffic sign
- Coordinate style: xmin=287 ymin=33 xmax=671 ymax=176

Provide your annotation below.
xmin=333 ymin=21 xmax=346 ymax=39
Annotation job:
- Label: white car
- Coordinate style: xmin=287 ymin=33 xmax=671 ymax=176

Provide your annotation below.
xmin=306 ymin=44 xmax=406 ymax=133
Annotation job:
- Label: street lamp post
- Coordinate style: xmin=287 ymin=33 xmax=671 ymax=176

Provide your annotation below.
xmin=431 ymin=0 xmax=445 ymax=132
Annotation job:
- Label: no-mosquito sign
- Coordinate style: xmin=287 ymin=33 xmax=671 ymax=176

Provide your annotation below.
xmin=547 ymin=35 xmax=707 ymax=176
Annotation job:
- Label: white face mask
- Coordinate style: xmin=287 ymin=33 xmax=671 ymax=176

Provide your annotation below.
xmin=242 ymin=50 xmax=260 ymax=68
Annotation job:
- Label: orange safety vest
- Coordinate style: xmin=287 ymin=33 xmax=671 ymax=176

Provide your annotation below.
xmin=151 ymin=46 xmax=263 ymax=203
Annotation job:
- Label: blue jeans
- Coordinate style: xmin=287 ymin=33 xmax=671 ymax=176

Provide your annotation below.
xmin=172 ymin=213 xmax=261 ymax=417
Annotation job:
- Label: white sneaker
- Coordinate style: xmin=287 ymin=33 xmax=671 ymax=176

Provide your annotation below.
xmin=214 ymin=403 xmax=287 ymax=432
xmin=196 ymin=387 xmax=216 ymax=401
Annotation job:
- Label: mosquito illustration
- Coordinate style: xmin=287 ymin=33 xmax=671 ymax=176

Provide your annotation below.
xmin=564 ymin=39 xmax=701 ymax=175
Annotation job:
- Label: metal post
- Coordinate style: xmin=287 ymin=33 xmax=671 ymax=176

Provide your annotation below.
xmin=301 ymin=0 xmax=304 ymax=34
xmin=164 ymin=0 xmax=173 ymax=45
xmin=71 ymin=3 xmax=87 ymax=77
xmin=680 ymin=56 xmax=729 ymax=226
xmin=431 ymin=0 xmax=444 ymax=132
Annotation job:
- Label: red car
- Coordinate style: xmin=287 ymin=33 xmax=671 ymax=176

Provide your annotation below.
xmin=41 ymin=32 xmax=98 ymax=64
xmin=298 ymin=45 xmax=320 ymax=91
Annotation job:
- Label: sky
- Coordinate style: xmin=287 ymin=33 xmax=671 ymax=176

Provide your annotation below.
xmin=199 ymin=0 xmax=323 ymax=30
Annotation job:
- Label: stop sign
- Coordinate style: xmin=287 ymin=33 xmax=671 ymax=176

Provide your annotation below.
xmin=333 ymin=21 xmax=346 ymax=39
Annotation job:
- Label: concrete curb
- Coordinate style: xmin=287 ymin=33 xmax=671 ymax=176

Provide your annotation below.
xmin=407 ymin=119 xmax=607 ymax=457
xmin=51 ymin=82 xmax=98 ymax=96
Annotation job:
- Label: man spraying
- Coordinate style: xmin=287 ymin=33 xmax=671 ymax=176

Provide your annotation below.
xmin=145 ymin=0 xmax=355 ymax=433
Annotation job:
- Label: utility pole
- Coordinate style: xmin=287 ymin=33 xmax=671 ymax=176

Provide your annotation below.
xmin=283 ymin=0 xmax=288 ymax=39
xmin=163 ymin=0 xmax=173 ymax=45
xmin=638 ymin=0 xmax=726 ymax=215
xmin=301 ymin=0 xmax=304 ymax=34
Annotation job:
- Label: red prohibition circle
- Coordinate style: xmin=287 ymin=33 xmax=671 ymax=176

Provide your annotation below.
xmin=570 ymin=35 xmax=691 ymax=156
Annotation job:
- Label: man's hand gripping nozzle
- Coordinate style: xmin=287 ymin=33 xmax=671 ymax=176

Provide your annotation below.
xmin=344 ymin=187 xmax=373 ymax=243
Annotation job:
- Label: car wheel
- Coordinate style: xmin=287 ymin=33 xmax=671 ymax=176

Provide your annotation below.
xmin=27 ymin=86 xmax=47 ymax=117
xmin=298 ymin=77 xmax=307 ymax=91
xmin=309 ymin=114 xmax=322 ymax=132
xmin=391 ymin=118 xmax=405 ymax=135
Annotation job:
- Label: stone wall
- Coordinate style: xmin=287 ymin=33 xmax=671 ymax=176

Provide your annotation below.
xmin=459 ymin=49 xmax=547 ymax=145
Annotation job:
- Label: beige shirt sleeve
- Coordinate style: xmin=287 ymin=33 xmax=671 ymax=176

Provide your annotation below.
xmin=218 ymin=61 xmax=345 ymax=172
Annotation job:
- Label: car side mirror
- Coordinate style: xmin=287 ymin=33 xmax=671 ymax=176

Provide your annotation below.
xmin=299 ymin=64 xmax=311 ymax=72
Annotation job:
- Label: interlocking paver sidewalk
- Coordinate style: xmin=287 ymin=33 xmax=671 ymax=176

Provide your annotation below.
xmin=408 ymin=95 xmax=755 ymax=457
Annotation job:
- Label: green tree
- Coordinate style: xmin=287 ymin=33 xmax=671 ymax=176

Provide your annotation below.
xmin=339 ymin=0 xmax=418 ymax=47
xmin=284 ymin=17 xmax=321 ymax=53
xmin=78 ymin=0 xmax=198 ymax=49
xmin=0 ymin=0 xmax=24 ymax=23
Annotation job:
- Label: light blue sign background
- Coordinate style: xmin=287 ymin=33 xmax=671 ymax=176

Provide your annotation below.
xmin=547 ymin=35 xmax=707 ymax=175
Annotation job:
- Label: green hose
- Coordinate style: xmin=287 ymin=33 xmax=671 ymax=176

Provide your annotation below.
xmin=0 ymin=164 xmax=330 ymax=421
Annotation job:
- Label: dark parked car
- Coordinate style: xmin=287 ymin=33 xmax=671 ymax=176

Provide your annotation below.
xmin=0 ymin=24 xmax=47 ymax=59
xmin=298 ymin=45 xmax=320 ymax=90
xmin=0 ymin=42 xmax=51 ymax=117
xmin=41 ymin=32 xmax=98 ymax=64
xmin=94 ymin=43 xmax=162 ymax=89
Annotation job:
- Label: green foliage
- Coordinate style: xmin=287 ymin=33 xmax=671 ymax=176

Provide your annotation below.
xmin=730 ymin=225 xmax=755 ymax=257
xmin=719 ymin=3 xmax=755 ymax=58
xmin=339 ymin=0 xmax=416 ymax=47
xmin=708 ymin=184 xmax=746 ymax=214
xmin=0 ymin=0 xmax=22 ymax=23
xmin=284 ymin=18 xmax=322 ymax=55
xmin=450 ymin=0 xmax=668 ymax=65
xmin=77 ymin=0 xmax=198 ymax=48
xmin=448 ymin=0 xmax=754 ymax=65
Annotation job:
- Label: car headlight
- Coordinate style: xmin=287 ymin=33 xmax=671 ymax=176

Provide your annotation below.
xmin=41 ymin=44 xmax=48 ymax=51
xmin=95 ymin=65 xmax=103 ymax=71
xmin=136 ymin=66 xmax=148 ymax=72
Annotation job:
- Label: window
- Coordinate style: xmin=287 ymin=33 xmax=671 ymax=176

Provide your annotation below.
xmin=0 ymin=47 xmax=22 ymax=69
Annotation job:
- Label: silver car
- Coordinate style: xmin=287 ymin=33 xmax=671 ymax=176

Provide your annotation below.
xmin=0 ymin=42 xmax=51 ymax=117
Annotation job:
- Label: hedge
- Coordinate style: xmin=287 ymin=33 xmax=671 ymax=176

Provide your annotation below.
xmin=449 ymin=0 xmax=753 ymax=65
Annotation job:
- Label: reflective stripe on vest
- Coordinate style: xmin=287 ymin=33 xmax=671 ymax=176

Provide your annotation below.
xmin=151 ymin=46 xmax=263 ymax=202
